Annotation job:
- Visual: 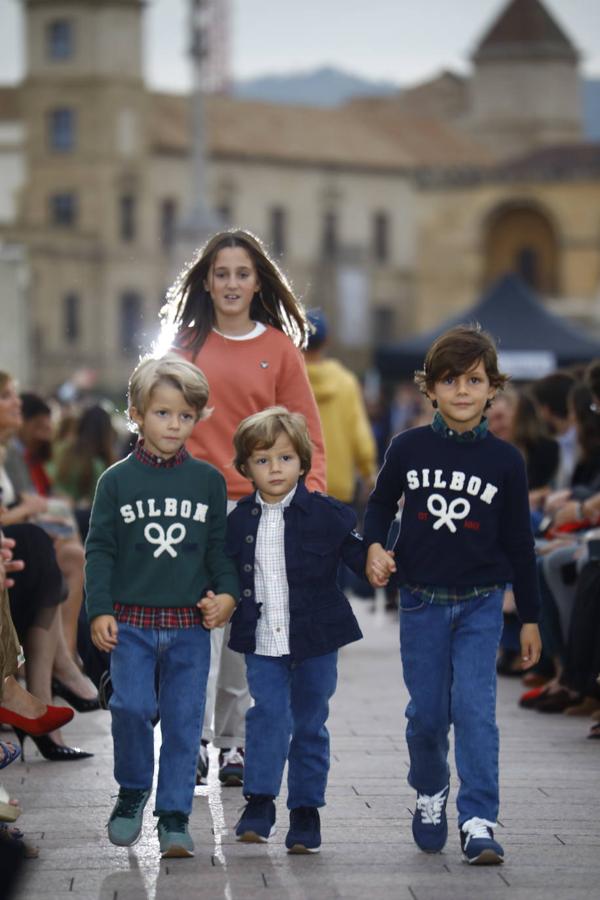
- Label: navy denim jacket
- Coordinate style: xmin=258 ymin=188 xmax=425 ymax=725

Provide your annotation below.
xmin=227 ymin=481 xmax=365 ymax=661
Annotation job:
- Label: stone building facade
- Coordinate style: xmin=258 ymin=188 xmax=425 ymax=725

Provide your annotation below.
xmin=0 ymin=0 xmax=598 ymax=392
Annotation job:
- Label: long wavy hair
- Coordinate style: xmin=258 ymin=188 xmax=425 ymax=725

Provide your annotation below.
xmin=55 ymin=405 xmax=116 ymax=499
xmin=160 ymin=229 xmax=309 ymax=355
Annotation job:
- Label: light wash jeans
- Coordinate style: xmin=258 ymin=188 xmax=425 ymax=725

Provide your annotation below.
xmin=399 ymin=588 xmax=504 ymax=826
xmin=110 ymin=622 xmax=210 ymax=816
xmin=243 ymin=651 xmax=338 ymax=809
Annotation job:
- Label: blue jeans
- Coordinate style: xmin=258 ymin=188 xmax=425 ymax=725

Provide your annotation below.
xmin=399 ymin=588 xmax=504 ymax=826
xmin=110 ymin=622 xmax=210 ymax=816
xmin=244 ymin=652 xmax=338 ymax=808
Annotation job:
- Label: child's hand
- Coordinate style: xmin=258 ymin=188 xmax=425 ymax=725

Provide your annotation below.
xmin=519 ymin=623 xmax=542 ymax=670
xmin=366 ymin=543 xmax=397 ymax=587
xmin=0 ymin=535 xmax=24 ymax=589
xmin=91 ymin=615 xmax=119 ymax=652
xmin=198 ymin=591 xmax=236 ymax=629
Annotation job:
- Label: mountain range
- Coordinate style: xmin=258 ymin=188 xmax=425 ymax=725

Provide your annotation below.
xmin=234 ymin=66 xmax=600 ymax=142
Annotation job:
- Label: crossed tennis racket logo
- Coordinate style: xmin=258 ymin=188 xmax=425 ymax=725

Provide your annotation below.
xmin=426 ymin=493 xmax=471 ymax=533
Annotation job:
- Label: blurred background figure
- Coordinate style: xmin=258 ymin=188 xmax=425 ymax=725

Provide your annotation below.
xmin=15 ymin=394 xmax=54 ymax=498
xmin=304 ymin=310 xmax=377 ymax=506
xmin=304 ymin=309 xmax=382 ymax=600
xmin=50 ymin=405 xmax=117 ymax=539
xmin=530 ymin=373 xmax=577 ymax=489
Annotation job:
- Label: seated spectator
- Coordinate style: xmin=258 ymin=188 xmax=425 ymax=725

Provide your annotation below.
xmin=530 ymin=371 xmax=577 ymax=489
xmin=5 ymin=388 xmax=88 ymax=660
xmin=1 ymin=371 xmax=98 ymax=758
xmin=16 ymin=394 xmax=53 ymax=497
xmin=1 ymin=535 xmax=71 ymax=862
xmin=520 ymin=362 xmax=600 ymax=728
xmin=50 ymin=405 xmax=116 ymax=509
xmin=489 ymin=388 xmax=559 ymax=678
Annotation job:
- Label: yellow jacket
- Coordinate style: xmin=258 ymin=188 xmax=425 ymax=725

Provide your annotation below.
xmin=306 ymin=359 xmax=377 ymax=503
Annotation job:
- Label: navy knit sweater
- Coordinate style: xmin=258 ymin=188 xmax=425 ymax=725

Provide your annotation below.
xmin=364 ymin=425 xmax=540 ymax=623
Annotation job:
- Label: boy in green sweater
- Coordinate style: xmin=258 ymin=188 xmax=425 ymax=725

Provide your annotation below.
xmin=86 ymin=353 xmax=238 ymax=858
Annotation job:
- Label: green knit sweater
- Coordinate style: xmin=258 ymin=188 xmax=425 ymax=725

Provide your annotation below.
xmin=85 ymin=454 xmax=239 ymax=621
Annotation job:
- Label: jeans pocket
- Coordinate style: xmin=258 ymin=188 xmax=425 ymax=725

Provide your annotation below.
xmin=399 ymin=591 xmax=427 ymax=613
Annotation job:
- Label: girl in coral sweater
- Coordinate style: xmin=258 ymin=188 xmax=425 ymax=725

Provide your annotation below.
xmin=161 ymin=228 xmax=326 ymax=788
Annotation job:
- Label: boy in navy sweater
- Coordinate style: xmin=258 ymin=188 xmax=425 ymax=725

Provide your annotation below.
xmin=365 ymin=325 xmax=541 ymax=865
xmin=227 ymin=407 xmax=368 ymax=854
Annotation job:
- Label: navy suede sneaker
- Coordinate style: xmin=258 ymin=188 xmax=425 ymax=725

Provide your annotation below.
xmin=460 ymin=818 xmax=504 ymax=865
xmin=235 ymin=795 xmax=276 ymax=842
xmin=285 ymin=807 xmax=321 ymax=854
xmin=412 ymin=785 xmax=449 ymax=853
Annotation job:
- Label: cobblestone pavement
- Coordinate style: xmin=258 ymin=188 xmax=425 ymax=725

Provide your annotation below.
xmin=3 ymin=598 xmax=599 ymax=900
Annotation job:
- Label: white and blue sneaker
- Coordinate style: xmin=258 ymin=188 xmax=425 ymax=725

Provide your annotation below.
xmin=412 ymin=785 xmax=449 ymax=853
xmin=460 ymin=817 xmax=504 ymax=865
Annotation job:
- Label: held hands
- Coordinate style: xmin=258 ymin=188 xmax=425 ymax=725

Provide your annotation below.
xmin=91 ymin=615 xmax=119 ymax=653
xmin=197 ymin=591 xmax=236 ymax=629
xmin=520 ymin=623 xmax=542 ymax=670
xmin=366 ymin=543 xmax=397 ymax=588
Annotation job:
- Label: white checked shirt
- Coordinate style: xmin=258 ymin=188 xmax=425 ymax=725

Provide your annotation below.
xmin=253 ymin=486 xmax=296 ymax=656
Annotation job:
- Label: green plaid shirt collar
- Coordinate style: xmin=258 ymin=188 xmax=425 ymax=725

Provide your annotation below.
xmin=405 ymin=584 xmax=504 ymax=605
xmin=431 ymin=411 xmax=488 ymax=443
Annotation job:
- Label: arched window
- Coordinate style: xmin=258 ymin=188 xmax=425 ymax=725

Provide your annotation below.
xmin=484 ymin=204 xmax=559 ymax=295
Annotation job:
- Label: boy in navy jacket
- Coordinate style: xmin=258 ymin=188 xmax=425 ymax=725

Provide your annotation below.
xmin=227 ymin=406 xmax=371 ymax=853
xmin=365 ymin=325 xmax=542 ymax=866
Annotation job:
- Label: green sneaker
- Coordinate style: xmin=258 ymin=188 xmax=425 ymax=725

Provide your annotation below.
xmin=108 ymin=788 xmax=151 ymax=846
xmin=157 ymin=812 xmax=194 ymax=858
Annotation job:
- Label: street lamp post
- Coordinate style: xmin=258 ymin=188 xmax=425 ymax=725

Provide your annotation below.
xmin=174 ymin=0 xmax=222 ymax=268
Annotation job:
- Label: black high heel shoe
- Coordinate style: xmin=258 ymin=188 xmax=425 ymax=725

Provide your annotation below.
xmin=51 ymin=679 xmax=101 ymax=713
xmin=14 ymin=729 xmax=94 ymax=762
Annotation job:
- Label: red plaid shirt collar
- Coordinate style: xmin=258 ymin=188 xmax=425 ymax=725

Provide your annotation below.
xmin=114 ymin=602 xmax=203 ymax=629
xmin=134 ymin=439 xmax=189 ymax=468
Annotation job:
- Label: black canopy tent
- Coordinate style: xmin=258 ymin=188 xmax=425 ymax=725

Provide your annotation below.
xmin=376 ymin=275 xmax=600 ymax=380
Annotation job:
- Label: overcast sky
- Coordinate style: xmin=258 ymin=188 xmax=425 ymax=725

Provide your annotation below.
xmin=1 ymin=0 xmax=599 ymax=90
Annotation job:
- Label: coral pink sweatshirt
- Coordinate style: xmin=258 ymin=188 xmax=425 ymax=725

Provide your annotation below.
xmin=181 ymin=326 xmax=326 ymax=500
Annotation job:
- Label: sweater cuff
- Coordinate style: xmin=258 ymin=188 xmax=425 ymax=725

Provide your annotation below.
xmin=215 ymin=575 xmax=240 ymax=604
xmin=86 ymin=599 xmax=114 ymax=623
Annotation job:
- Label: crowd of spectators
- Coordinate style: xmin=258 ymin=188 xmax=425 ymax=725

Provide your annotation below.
xmin=0 ymin=370 xmax=124 ymax=867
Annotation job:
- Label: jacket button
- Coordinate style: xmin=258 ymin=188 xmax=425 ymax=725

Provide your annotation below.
xmin=251 ymin=507 xmax=259 ymax=515
xmin=243 ymin=588 xmax=252 ymax=597
xmin=243 ymin=564 xmax=252 ymax=572
xmin=245 ymin=535 xmax=254 ymax=543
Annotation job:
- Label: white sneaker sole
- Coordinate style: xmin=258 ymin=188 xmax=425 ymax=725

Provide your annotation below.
xmin=286 ymin=843 xmax=320 ymax=854
xmin=236 ymin=825 xmax=276 ymax=843
xmin=463 ymin=849 xmax=504 ymax=865
xmin=161 ymin=844 xmax=194 ymax=858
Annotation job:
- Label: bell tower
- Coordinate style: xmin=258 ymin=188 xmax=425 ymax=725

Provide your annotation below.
xmin=468 ymin=0 xmax=583 ymax=157
xmin=18 ymin=0 xmax=156 ymax=390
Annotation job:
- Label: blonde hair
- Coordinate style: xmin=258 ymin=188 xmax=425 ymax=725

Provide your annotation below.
xmin=127 ymin=353 xmax=210 ymax=432
xmin=233 ymin=406 xmax=312 ymax=477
